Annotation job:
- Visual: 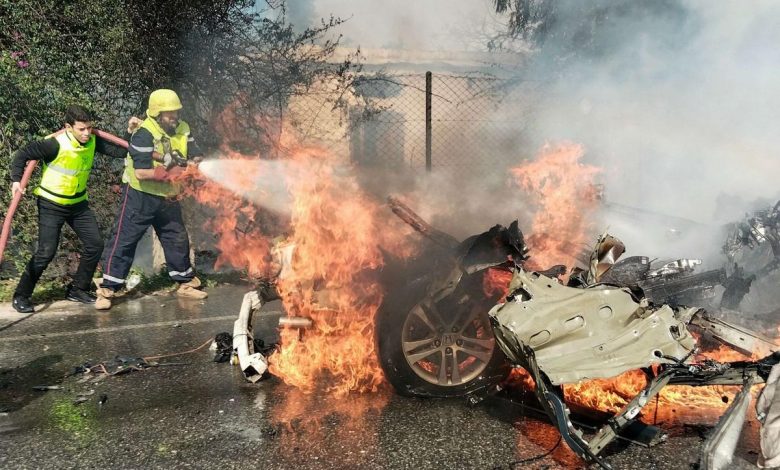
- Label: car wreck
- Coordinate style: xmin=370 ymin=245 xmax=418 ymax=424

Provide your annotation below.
xmin=231 ymin=198 xmax=780 ymax=469
xmin=489 ymin=233 xmax=779 ymax=469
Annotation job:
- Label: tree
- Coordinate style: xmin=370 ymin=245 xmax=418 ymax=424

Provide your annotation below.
xmin=491 ymin=0 xmax=691 ymax=62
xmin=0 ymin=0 xmax=137 ymax=278
xmin=0 ymin=0 xmax=353 ymax=286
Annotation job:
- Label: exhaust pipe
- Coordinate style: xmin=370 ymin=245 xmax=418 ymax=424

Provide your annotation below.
xmin=278 ymin=316 xmax=313 ymax=329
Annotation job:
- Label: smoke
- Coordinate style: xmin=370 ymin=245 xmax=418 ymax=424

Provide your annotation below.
xmin=291 ymin=0 xmax=496 ymax=51
xmin=510 ymin=0 xmax=780 ymax=261
xmin=278 ymin=1 xmax=780 ymax=267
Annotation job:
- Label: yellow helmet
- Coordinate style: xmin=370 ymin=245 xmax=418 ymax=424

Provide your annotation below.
xmin=146 ymin=89 xmax=183 ymax=117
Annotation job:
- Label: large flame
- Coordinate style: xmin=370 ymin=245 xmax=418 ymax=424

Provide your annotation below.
xmin=563 ymin=345 xmax=754 ymax=421
xmin=179 ymin=160 xmax=276 ymax=278
xmin=505 ymin=143 xmax=771 ymax=422
xmin=510 ymin=143 xmax=601 ymax=271
xmin=267 ymin=144 xmax=412 ymax=395
xmin=180 ymin=109 xmax=413 ymax=396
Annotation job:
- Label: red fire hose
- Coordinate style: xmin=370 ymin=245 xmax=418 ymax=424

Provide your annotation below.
xmin=0 ymin=128 xmax=152 ymax=265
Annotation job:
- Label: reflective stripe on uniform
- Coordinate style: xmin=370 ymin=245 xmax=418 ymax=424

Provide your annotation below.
xmin=46 ymin=164 xmax=83 ymax=176
xmin=102 ymin=274 xmax=126 ymax=284
xmin=131 ymin=144 xmax=155 ymax=153
xmin=168 ymin=267 xmax=193 ymax=277
xmin=39 ymin=186 xmax=87 ymax=199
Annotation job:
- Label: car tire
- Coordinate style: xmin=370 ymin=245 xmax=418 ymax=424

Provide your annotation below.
xmin=376 ymin=271 xmax=509 ymax=398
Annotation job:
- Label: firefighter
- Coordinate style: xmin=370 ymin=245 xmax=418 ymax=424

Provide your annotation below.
xmin=9 ymin=105 xmax=133 ymax=313
xmin=96 ymin=89 xmax=207 ymax=310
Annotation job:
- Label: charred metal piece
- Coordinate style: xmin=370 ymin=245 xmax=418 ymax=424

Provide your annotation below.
xmin=757 ymin=362 xmax=780 ymax=468
xmin=376 ymin=198 xmax=528 ymax=397
xmin=576 ymin=234 xmax=725 ymax=308
xmin=488 ymin=234 xmax=779 ymax=467
xmin=599 ymin=255 xmax=651 ymax=286
xmin=723 ymin=200 xmax=780 ymax=278
xmin=720 ymin=264 xmax=755 ymax=309
xmin=387 ymin=196 xmax=459 ymax=250
xmin=537 ymin=264 xmax=566 ymax=279
xmin=491 ymin=269 xmax=697 ymax=384
xmin=233 ymin=291 xmax=268 ymax=382
xmin=637 ymin=267 xmax=725 ymax=308
xmin=232 ymin=281 xmax=283 ymax=382
xmin=689 ymin=314 xmax=777 ymax=358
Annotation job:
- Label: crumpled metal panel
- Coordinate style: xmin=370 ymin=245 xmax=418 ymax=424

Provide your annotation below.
xmin=489 ymin=270 xmax=697 ymax=384
xmin=700 ymin=377 xmax=756 ymax=470
xmin=758 ymin=362 xmax=780 ymax=468
xmin=588 ymin=234 xmax=625 ymax=284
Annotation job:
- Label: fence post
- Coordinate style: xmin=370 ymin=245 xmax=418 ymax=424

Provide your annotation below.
xmin=425 ymin=71 xmax=432 ymax=172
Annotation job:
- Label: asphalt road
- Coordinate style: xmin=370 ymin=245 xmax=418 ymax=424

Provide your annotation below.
xmin=0 ymin=284 xmax=765 ymax=469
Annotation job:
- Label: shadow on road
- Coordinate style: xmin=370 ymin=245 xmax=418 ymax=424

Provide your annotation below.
xmin=0 ymin=354 xmax=64 ymax=412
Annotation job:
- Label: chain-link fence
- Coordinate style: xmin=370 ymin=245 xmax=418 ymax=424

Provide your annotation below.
xmin=348 ymin=72 xmax=533 ymax=174
xmin=275 ymin=72 xmax=535 ymax=175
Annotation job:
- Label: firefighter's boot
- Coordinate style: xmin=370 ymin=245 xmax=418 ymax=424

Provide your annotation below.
xmin=177 ymin=277 xmax=208 ymax=299
xmin=95 ymin=287 xmax=115 ymax=310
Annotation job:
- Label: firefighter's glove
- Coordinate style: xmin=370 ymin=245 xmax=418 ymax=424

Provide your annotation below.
xmin=162 ymin=152 xmax=175 ymax=170
xmin=161 ymin=150 xmax=186 ymax=170
xmin=171 ymin=150 xmax=187 ymax=167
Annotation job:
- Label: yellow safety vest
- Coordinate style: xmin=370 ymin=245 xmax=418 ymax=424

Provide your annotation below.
xmin=34 ymin=132 xmax=95 ymax=205
xmin=123 ymin=117 xmax=189 ymax=197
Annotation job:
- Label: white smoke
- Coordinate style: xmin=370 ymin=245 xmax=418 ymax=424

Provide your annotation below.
xmin=284 ymin=0 xmax=780 ymax=265
xmin=289 ymin=0 xmax=498 ymax=51
xmin=481 ymin=1 xmax=780 ymax=262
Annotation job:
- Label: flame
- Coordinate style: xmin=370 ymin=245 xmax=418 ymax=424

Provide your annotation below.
xmin=178 ymin=157 xmax=276 ymax=278
xmin=268 ymin=387 xmax=388 ymax=462
xmin=504 ymin=143 xmax=778 ymax=424
xmin=510 ymin=143 xmax=601 ymax=271
xmin=482 ymin=267 xmax=514 ymax=299
xmin=267 ymin=145 xmax=413 ymax=396
xmin=506 ymin=367 xmax=536 ymax=389
xmin=182 ymin=106 xmax=415 ymax=395
xmin=563 ymin=344 xmax=754 ymax=421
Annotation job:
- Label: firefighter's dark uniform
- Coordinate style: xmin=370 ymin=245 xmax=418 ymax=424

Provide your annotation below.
xmin=10 ymin=131 xmax=127 ymax=312
xmin=99 ymin=116 xmax=203 ymax=294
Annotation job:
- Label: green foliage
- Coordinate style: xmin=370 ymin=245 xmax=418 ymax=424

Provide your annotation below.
xmin=0 ymin=278 xmax=65 ymax=303
xmin=0 ymin=0 xmax=135 ymax=278
xmin=121 ymin=0 xmax=355 ymax=151
xmin=0 ymin=270 xmax=244 ymax=302
xmin=491 ymin=0 xmax=690 ymax=59
xmin=134 ymin=269 xmax=246 ymax=294
xmin=0 ymin=0 xmax=352 ymax=291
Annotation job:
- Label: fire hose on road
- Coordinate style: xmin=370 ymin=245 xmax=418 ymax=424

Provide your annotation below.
xmin=0 ymin=128 xmax=163 ymax=265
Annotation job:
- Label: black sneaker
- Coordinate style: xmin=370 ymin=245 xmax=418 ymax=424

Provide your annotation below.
xmin=12 ymin=296 xmax=34 ymax=313
xmin=66 ymin=287 xmax=97 ymax=304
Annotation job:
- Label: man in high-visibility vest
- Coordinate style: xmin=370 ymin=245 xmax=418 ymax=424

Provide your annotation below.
xmin=9 ymin=105 xmax=132 ymax=313
xmin=96 ymin=89 xmax=207 ymax=310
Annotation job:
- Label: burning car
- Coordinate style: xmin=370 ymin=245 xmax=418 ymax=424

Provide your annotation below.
xmin=488 ymin=233 xmax=778 ymax=469
xmin=230 ymin=197 xmax=780 ymax=469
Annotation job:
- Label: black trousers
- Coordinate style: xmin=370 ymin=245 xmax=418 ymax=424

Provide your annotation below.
xmin=14 ymin=197 xmax=103 ymax=298
xmin=101 ymin=185 xmax=194 ymax=290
